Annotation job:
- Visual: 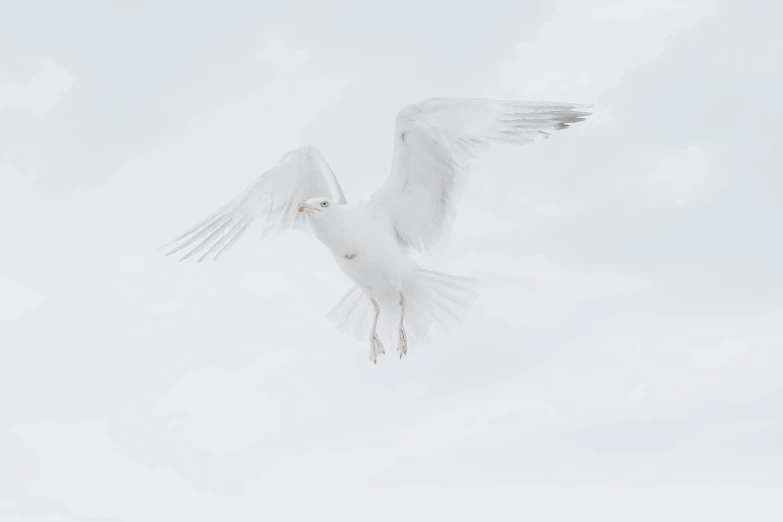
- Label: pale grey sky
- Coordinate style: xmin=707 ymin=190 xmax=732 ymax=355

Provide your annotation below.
xmin=1 ymin=0 xmax=782 ymax=520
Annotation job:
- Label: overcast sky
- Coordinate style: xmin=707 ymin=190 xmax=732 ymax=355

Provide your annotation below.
xmin=1 ymin=0 xmax=782 ymax=520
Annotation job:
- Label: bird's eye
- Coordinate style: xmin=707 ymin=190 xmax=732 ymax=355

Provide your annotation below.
xmin=320 ymin=201 xmax=329 ymax=208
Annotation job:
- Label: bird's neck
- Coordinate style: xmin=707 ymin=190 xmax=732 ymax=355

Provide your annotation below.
xmin=308 ymin=206 xmax=357 ymax=253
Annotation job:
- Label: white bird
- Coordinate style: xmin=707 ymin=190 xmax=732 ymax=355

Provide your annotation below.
xmin=163 ymin=97 xmax=591 ymax=363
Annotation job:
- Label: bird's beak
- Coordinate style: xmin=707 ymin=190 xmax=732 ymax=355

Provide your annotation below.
xmin=298 ymin=202 xmax=315 ymax=214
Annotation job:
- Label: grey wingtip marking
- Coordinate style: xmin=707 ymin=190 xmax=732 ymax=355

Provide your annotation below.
xmin=157 ymin=242 xmax=188 ymax=262
xmin=158 ymin=243 xmax=179 ymax=259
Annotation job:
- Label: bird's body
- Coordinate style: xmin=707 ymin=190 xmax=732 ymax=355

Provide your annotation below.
xmin=310 ymin=201 xmax=412 ymax=301
xmin=162 ymin=97 xmax=591 ymax=362
xmin=305 ymin=197 xmax=474 ymax=360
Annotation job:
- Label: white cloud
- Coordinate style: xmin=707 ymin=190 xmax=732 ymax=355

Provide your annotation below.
xmin=686 ymin=337 xmax=754 ymax=372
xmin=148 ymin=298 xmax=186 ymax=315
xmin=0 ymin=515 xmax=76 ymax=522
xmin=0 ymin=273 xmax=44 ymax=322
xmin=255 ymin=35 xmax=310 ymax=72
xmin=0 ymin=60 xmax=74 ymax=117
xmin=453 ymin=252 xmax=654 ymax=327
xmin=493 ymin=0 xmax=720 ymax=105
xmin=238 ymin=270 xmax=295 ymax=298
xmin=152 ymin=364 xmax=283 ymax=454
xmin=12 ymin=421 xmax=205 ymax=521
xmin=115 ymin=254 xmax=147 ymax=273
xmin=2 ymin=5 xmax=782 ymax=522
xmin=648 ymin=143 xmax=709 ymax=206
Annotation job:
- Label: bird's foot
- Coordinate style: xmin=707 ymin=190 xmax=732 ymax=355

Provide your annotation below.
xmin=370 ymin=334 xmax=385 ymax=364
xmin=397 ymin=327 xmax=408 ymax=359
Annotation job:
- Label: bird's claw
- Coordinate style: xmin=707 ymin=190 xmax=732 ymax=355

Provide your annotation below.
xmin=370 ymin=333 xmax=385 ymax=364
xmin=397 ymin=327 xmax=408 ymax=359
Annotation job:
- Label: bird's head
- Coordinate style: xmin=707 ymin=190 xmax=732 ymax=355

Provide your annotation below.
xmin=297 ymin=197 xmax=336 ymax=218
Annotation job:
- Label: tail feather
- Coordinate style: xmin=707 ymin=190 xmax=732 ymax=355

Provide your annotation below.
xmin=326 ymin=268 xmax=477 ymax=348
xmin=327 ymin=286 xmax=373 ymax=340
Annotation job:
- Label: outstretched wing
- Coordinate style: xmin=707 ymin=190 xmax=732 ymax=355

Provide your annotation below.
xmin=369 ymin=97 xmax=591 ymax=253
xmin=162 ymin=145 xmax=346 ymax=262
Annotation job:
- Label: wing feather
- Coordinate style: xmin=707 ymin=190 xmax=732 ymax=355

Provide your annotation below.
xmin=369 ymin=97 xmax=591 ymax=253
xmin=162 ymin=145 xmax=346 ymax=262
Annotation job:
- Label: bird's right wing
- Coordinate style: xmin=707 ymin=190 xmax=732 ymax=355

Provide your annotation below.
xmin=162 ymin=145 xmax=346 ymax=262
xmin=369 ymin=97 xmax=591 ymax=254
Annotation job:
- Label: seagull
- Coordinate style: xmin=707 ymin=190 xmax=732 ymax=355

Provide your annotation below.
xmin=162 ymin=97 xmax=591 ymax=363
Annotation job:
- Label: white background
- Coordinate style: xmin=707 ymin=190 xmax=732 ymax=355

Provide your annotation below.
xmin=2 ymin=0 xmax=782 ymax=520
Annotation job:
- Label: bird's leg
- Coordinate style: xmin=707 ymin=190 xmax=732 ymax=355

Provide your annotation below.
xmin=370 ymin=298 xmax=385 ymax=364
xmin=397 ymin=293 xmax=408 ymax=358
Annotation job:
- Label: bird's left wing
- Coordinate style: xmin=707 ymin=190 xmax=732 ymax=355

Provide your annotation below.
xmin=162 ymin=145 xmax=346 ymax=262
xmin=369 ymin=97 xmax=591 ymax=254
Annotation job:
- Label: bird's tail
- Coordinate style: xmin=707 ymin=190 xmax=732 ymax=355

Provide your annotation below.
xmin=326 ymin=268 xmax=478 ymax=347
